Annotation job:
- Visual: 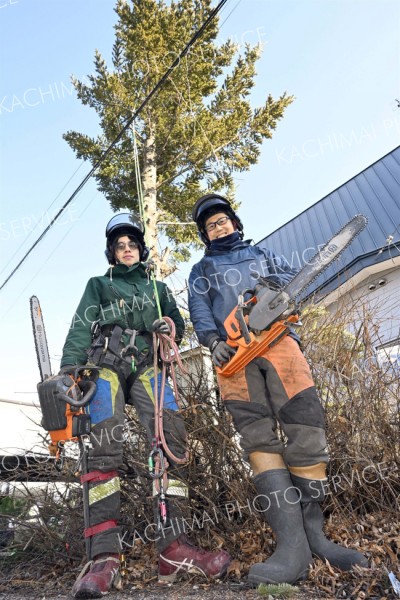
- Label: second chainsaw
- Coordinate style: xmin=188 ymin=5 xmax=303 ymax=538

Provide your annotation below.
xmin=217 ymin=213 xmax=367 ymax=377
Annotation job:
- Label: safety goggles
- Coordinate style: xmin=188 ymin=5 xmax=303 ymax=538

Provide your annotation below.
xmin=115 ymin=241 xmax=139 ymax=252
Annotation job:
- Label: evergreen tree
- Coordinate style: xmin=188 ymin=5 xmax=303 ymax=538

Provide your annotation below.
xmin=64 ymin=0 xmax=293 ymax=276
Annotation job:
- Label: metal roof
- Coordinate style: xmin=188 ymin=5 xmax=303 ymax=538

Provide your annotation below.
xmin=256 ymin=146 xmax=400 ymax=299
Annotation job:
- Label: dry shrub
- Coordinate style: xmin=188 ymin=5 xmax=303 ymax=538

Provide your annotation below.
xmin=299 ymin=301 xmax=399 ymax=517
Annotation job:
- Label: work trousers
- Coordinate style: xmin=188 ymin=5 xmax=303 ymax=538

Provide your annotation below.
xmin=83 ymin=366 xmax=188 ymax=558
xmin=217 ymin=336 xmax=329 ymax=467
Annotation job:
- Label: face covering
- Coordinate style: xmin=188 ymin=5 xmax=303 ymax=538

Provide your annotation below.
xmin=209 ymin=231 xmax=241 ymax=251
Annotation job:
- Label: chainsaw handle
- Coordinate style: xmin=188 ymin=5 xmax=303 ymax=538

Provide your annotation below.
xmin=239 ymin=288 xmax=257 ymax=306
xmin=57 ymin=379 xmax=96 ymax=408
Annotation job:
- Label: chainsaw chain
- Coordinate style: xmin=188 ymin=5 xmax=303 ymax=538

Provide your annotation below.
xmin=281 ymin=214 xmax=367 ymax=301
xmin=30 ymin=295 xmax=52 ymax=381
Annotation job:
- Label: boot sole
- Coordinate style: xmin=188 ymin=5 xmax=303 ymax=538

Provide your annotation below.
xmin=158 ymin=560 xmax=231 ymax=583
xmin=73 ymin=570 xmax=121 ymax=598
xmin=73 ymin=590 xmax=107 ymax=599
xmin=247 ymin=569 xmax=309 ymax=587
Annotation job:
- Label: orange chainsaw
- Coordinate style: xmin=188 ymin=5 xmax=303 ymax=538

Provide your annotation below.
xmin=30 ymin=295 xmax=97 ymax=456
xmin=217 ymin=214 xmax=367 ymax=377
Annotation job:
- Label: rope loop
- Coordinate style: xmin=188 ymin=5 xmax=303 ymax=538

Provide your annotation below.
xmin=152 ymin=317 xmax=189 ymax=467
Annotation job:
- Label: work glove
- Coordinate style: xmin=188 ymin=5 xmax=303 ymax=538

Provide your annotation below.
xmin=58 ymin=366 xmax=99 ymax=396
xmin=58 ymin=365 xmax=76 ymax=377
xmin=210 ymin=339 xmax=236 ymax=368
xmin=151 ymin=318 xmax=171 ymax=335
xmin=58 ymin=364 xmax=99 ymax=380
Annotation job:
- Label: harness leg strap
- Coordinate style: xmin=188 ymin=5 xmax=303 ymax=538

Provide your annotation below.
xmin=81 ymin=470 xmax=119 ymax=484
xmin=85 ymin=520 xmax=118 ymax=539
xmin=80 ymin=470 xmax=120 ymax=541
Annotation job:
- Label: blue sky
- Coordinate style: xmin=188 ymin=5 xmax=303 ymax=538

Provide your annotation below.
xmin=1 ymin=0 xmax=399 ymax=403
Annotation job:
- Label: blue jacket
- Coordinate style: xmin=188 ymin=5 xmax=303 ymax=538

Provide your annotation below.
xmin=188 ymin=236 xmax=298 ymax=348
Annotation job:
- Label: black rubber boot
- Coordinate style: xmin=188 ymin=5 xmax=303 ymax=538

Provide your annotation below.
xmin=248 ymin=469 xmax=312 ymax=585
xmin=291 ymin=474 xmax=368 ymax=570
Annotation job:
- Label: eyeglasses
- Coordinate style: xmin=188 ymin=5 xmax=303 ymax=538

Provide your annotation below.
xmin=115 ymin=241 xmax=138 ymax=252
xmin=204 ymin=216 xmax=231 ymax=232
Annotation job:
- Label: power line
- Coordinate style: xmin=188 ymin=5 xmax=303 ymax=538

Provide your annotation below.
xmin=0 ymin=0 xmax=230 ymax=293
xmin=0 ymin=161 xmax=85 ymax=278
xmin=1 ymin=189 xmax=102 ymax=320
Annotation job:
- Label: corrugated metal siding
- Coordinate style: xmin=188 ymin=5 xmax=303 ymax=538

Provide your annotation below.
xmin=256 ymin=146 xmax=400 ymax=298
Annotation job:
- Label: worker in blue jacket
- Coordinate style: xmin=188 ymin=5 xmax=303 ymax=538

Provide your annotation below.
xmin=188 ymin=194 xmax=368 ymax=586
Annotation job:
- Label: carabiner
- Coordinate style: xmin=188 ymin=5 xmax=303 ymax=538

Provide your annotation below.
xmin=148 ymin=446 xmax=165 ymax=479
xmin=55 ymin=442 xmax=66 ymax=471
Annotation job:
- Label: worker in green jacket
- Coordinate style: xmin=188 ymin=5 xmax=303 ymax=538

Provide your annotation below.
xmin=60 ymin=213 xmax=231 ymax=599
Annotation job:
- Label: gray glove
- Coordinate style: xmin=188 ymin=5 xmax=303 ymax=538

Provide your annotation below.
xmin=58 ymin=365 xmax=99 ymax=384
xmin=58 ymin=365 xmax=76 ymax=377
xmin=151 ymin=318 xmax=171 ymax=334
xmin=210 ymin=339 xmax=236 ymax=367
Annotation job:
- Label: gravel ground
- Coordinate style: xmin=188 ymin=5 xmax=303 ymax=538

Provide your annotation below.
xmin=0 ymin=584 xmax=326 ymax=600
xmin=0 ymin=579 xmax=328 ymax=600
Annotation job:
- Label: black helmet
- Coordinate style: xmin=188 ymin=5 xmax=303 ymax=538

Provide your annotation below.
xmin=192 ymin=194 xmax=243 ymax=246
xmin=105 ymin=213 xmax=149 ymax=264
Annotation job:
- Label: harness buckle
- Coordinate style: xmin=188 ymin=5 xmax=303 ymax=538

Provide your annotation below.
xmin=120 ymin=329 xmax=138 ymax=357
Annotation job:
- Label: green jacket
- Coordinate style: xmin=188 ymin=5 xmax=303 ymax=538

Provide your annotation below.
xmin=61 ymin=262 xmax=185 ymax=367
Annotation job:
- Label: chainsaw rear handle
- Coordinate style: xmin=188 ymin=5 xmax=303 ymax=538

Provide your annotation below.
xmin=57 ymin=377 xmax=97 ymax=408
xmin=57 ymin=366 xmax=99 ymax=407
xmin=56 ymin=365 xmax=99 ymax=408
